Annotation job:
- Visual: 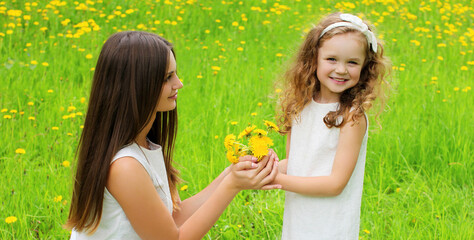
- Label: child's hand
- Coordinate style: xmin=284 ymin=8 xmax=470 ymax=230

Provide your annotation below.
xmin=278 ymin=159 xmax=288 ymax=174
xmin=226 ymin=150 xmax=281 ymax=191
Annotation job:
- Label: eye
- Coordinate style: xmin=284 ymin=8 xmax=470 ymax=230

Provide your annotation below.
xmin=326 ymin=58 xmax=336 ymax=62
xmin=348 ymin=61 xmax=359 ymax=65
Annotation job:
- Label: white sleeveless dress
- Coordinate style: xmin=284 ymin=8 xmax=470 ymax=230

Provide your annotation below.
xmin=71 ymin=141 xmax=173 ymax=240
xmin=281 ymin=100 xmax=368 ymax=240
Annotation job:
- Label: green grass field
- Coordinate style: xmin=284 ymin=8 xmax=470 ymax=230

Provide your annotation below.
xmin=0 ymin=0 xmax=472 ymax=239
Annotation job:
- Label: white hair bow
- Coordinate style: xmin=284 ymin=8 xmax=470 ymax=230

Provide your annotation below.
xmin=319 ymin=13 xmax=377 ymax=53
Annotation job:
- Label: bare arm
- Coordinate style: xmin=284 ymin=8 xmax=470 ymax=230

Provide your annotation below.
xmin=172 ymin=166 xmax=230 ymax=227
xmin=107 ymin=154 xmax=279 ymax=240
xmin=275 ymin=115 xmax=367 ymax=196
xmin=173 ymin=150 xmax=280 ymax=226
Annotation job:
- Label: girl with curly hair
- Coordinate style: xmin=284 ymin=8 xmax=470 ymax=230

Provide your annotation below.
xmin=274 ymin=13 xmax=390 ymax=239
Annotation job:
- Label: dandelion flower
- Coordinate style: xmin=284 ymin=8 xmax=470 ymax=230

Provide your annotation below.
xmin=249 ymin=135 xmax=272 ymax=160
xmin=230 ymin=121 xmax=238 ymax=125
xmin=224 ymin=134 xmax=236 ymax=150
xmin=4 ymin=115 xmax=12 ymax=119
xmin=238 ymin=125 xmax=256 ymax=139
xmin=62 ymin=161 xmax=70 ymax=167
xmin=52 ymin=126 xmax=59 ymax=130
xmin=53 ymin=195 xmax=63 ymax=202
xmin=15 ymin=148 xmax=26 ymax=154
xmin=226 ymin=149 xmax=239 ymax=163
xmin=180 ymin=185 xmax=188 ymax=191
xmin=5 ymin=216 xmax=17 ymax=224
xmin=253 ymin=129 xmax=267 ymax=136
xmin=264 ymin=120 xmax=280 ymax=132
xmin=86 ymin=54 xmax=93 ymax=59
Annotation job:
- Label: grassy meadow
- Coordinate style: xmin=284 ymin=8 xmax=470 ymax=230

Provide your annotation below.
xmin=0 ymin=0 xmax=472 ymax=239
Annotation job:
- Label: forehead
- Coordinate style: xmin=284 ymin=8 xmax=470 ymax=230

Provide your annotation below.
xmin=168 ymin=50 xmax=176 ymax=70
xmin=319 ymin=32 xmax=367 ymax=57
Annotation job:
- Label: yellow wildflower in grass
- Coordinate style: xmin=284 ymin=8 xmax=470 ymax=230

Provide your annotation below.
xmin=31 ymin=60 xmax=38 ymax=65
xmin=4 ymin=115 xmax=12 ymax=119
xmin=1 ymin=109 xmax=7 ymax=113
xmin=47 ymin=89 xmax=53 ymax=93
xmin=276 ymin=53 xmax=283 ymax=57
xmin=275 ymin=88 xmax=282 ymax=93
xmin=52 ymin=126 xmax=59 ymax=130
xmin=86 ymin=54 xmax=93 ymax=59
xmin=42 ymin=62 xmax=49 ymax=66
xmin=363 ymin=229 xmax=370 ymax=234
xmin=460 ymin=66 xmax=468 ymax=71
xmin=5 ymin=216 xmax=17 ymax=224
xmin=237 ymin=47 xmax=244 ymax=51
xmin=251 ymin=112 xmax=257 ymax=116
xmin=81 ymin=97 xmax=86 ymax=103
xmin=62 ymin=161 xmax=70 ymax=167
xmin=54 ymin=195 xmax=63 ymax=202
xmin=437 ymin=56 xmax=444 ymax=61
xmin=15 ymin=148 xmax=26 ymax=154
xmin=180 ymin=185 xmax=188 ymax=191
xmin=238 ymin=125 xmax=256 ymax=139
xmin=230 ymin=121 xmax=238 ymax=125
xmin=28 ymin=101 xmax=34 ymax=106
xmin=28 ymin=116 xmax=35 ymax=120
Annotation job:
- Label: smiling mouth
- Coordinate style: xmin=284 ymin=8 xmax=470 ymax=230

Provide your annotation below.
xmin=169 ymin=93 xmax=178 ymax=99
xmin=330 ymin=77 xmax=348 ymax=82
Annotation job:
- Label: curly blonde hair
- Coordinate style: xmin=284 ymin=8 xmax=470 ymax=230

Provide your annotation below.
xmin=277 ymin=12 xmax=390 ymax=133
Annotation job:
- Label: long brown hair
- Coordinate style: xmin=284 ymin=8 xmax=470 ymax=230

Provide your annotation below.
xmin=65 ymin=31 xmax=180 ymax=233
xmin=278 ymin=12 xmax=390 ymax=132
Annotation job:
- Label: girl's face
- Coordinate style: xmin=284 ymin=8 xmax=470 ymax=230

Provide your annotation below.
xmin=315 ymin=32 xmax=366 ymax=103
xmin=156 ymin=51 xmax=183 ymax=112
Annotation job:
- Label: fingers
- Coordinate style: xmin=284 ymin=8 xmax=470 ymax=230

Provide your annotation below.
xmin=238 ymin=155 xmax=258 ymax=163
xmin=254 ymin=157 xmax=275 ymax=183
xmin=258 ymin=159 xmax=279 ymax=187
xmin=260 ymin=184 xmax=282 ymax=190
xmin=233 ymin=161 xmax=258 ymax=171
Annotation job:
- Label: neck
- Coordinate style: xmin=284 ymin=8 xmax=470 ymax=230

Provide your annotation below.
xmin=313 ymin=93 xmax=340 ymax=104
xmin=135 ymin=113 xmax=156 ymax=149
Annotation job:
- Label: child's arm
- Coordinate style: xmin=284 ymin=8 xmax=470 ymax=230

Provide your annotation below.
xmin=172 ymin=150 xmax=280 ymax=226
xmin=107 ymin=153 xmax=279 ymax=240
xmin=275 ymin=115 xmax=367 ymax=196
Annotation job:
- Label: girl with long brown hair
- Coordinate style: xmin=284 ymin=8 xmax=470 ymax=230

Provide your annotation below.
xmin=274 ymin=13 xmax=390 ymax=239
xmin=65 ymin=31 xmax=280 ymax=239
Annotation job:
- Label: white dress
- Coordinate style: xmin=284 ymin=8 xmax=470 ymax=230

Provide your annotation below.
xmin=281 ymin=99 xmax=368 ymax=240
xmin=71 ymin=142 xmax=173 ymax=240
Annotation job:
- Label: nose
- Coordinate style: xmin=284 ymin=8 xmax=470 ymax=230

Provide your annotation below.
xmin=173 ymin=75 xmax=183 ymax=90
xmin=335 ymin=63 xmax=347 ymax=74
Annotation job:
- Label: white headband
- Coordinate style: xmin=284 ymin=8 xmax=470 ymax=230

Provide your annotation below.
xmin=319 ymin=13 xmax=377 ymax=53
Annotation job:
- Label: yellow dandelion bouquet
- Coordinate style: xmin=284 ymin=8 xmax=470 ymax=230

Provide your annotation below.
xmin=224 ymin=120 xmax=280 ymax=163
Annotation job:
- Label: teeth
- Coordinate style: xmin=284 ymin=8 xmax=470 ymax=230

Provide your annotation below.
xmin=331 ymin=77 xmax=346 ymax=82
